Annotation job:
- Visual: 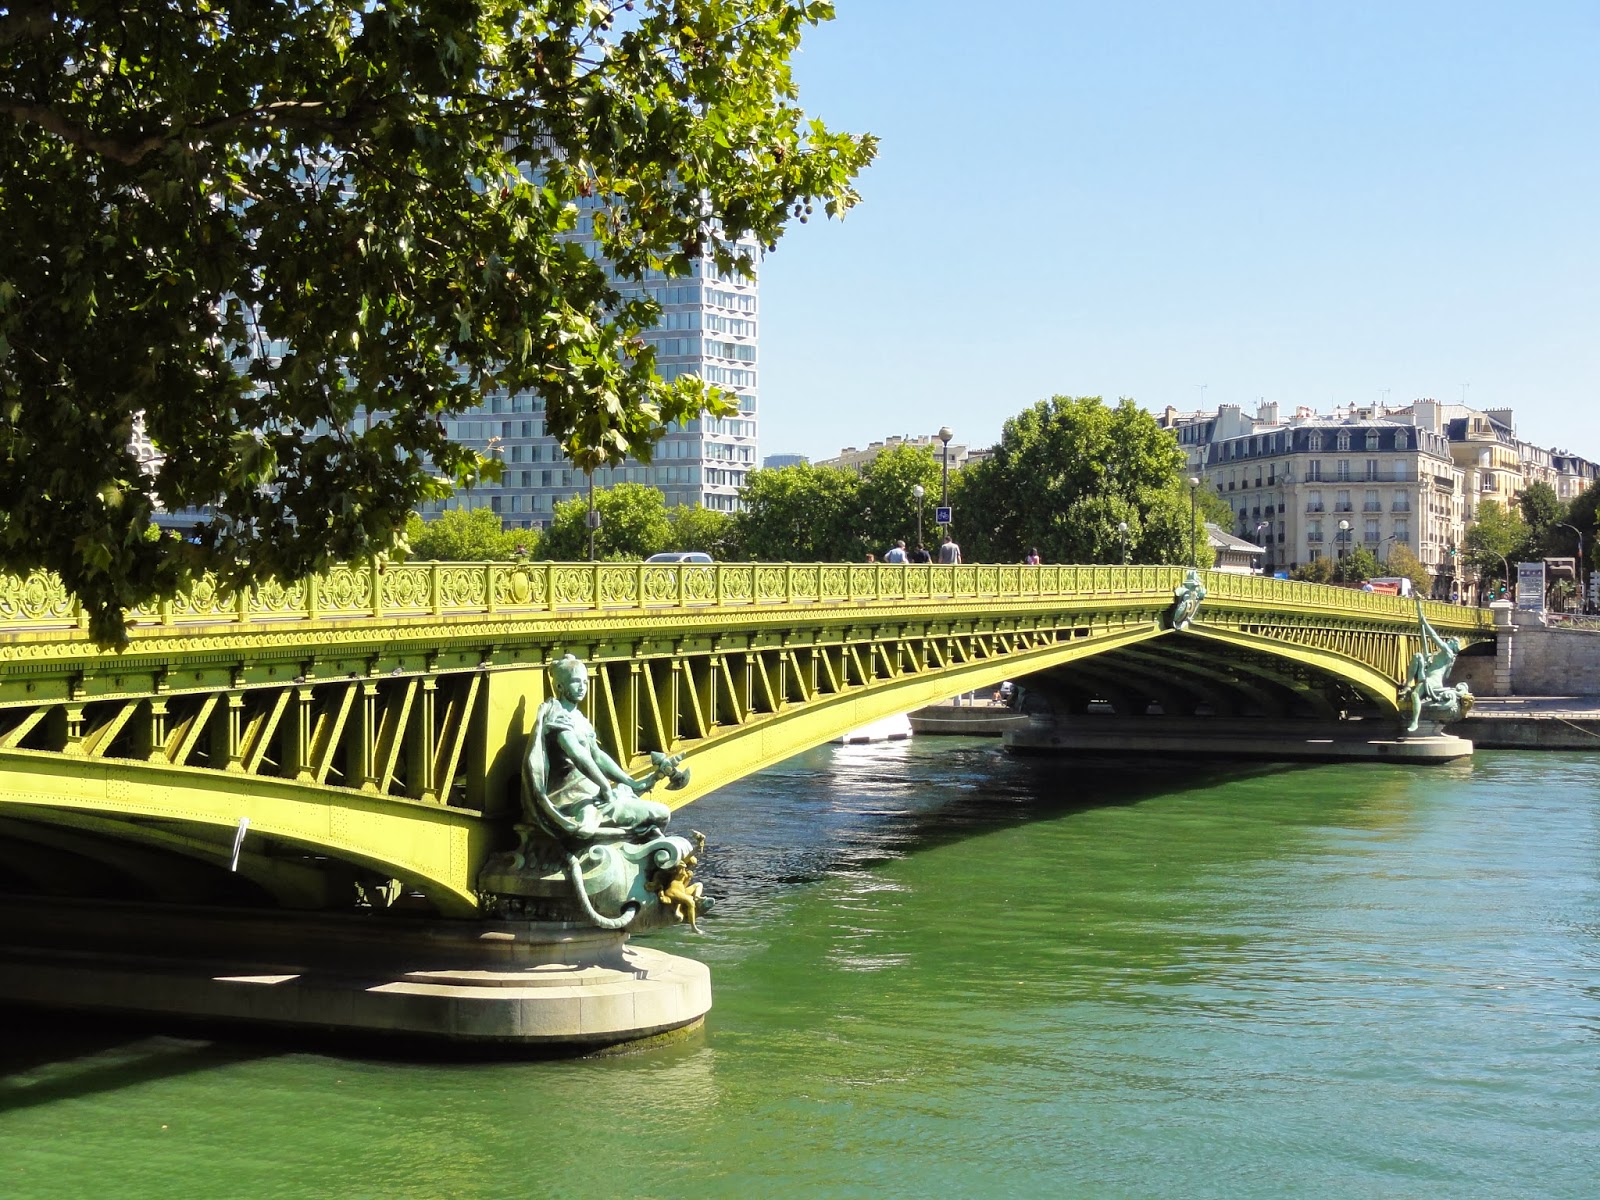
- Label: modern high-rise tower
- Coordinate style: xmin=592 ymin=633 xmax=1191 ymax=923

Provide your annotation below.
xmin=418 ymin=242 xmax=759 ymax=529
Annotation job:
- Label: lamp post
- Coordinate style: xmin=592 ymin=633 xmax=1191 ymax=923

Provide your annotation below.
xmin=912 ymin=483 xmax=925 ymax=551
xmin=585 ymin=470 xmax=600 ymax=562
xmin=1187 ymin=476 xmax=1200 ymax=567
xmin=1255 ymin=521 xmax=1270 ymax=574
xmin=1337 ymin=518 xmax=1350 ymax=560
xmin=1117 ymin=520 xmax=1130 ymax=565
xmin=938 ymin=426 xmax=953 ymax=540
xmin=1557 ymin=521 xmax=1586 ymax=612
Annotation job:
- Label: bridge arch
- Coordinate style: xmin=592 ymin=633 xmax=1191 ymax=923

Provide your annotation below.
xmin=0 ymin=563 xmax=1493 ymax=913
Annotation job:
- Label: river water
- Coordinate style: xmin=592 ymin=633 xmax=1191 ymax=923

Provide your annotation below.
xmin=3 ymin=741 xmax=1598 ymax=1198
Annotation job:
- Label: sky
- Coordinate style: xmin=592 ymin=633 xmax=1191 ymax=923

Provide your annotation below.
xmin=754 ymin=1 xmax=1600 ymax=462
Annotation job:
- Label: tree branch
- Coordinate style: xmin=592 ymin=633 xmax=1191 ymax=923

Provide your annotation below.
xmin=0 ymin=98 xmax=353 ymax=167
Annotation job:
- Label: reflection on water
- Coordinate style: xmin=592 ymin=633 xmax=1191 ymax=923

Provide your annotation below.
xmin=3 ymin=743 xmax=1599 ymax=1199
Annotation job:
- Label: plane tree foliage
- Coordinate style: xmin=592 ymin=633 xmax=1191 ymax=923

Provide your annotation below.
xmin=402 ymin=506 xmax=528 ymax=560
xmin=1381 ymin=541 xmax=1433 ymax=596
xmin=662 ymin=503 xmax=735 ymax=559
xmin=951 ymin=397 xmax=1213 ymax=567
xmin=1557 ymin=478 xmax=1600 ymax=573
xmin=543 ymin=480 xmax=670 ymax=559
xmin=0 ymin=0 xmax=876 ymax=639
xmin=1517 ymin=481 xmax=1564 ymax=554
xmin=734 ymin=460 xmax=867 ymax=562
xmin=1464 ymin=499 xmax=1530 ymax=584
xmin=733 ymin=445 xmax=940 ymax=561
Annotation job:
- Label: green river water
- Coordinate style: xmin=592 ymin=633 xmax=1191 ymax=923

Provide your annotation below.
xmin=2 ymin=741 xmax=1598 ymax=1198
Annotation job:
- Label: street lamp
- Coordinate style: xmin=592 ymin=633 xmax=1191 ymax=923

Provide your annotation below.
xmin=1254 ymin=521 xmax=1270 ymax=574
xmin=1557 ymin=521 xmax=1586 ymax=612
xmin=1117 ymin=520 xmax=1130 ymax=566
xmin=585 ymin=470 xmax=601 ymax=562
xmin=912 ymin=483 xmax=925 ymax=551
xmin=1187 ymin=476 xmax=1200 ymax=567
xmin=1337 ymin=518 xmax=1350 ymax=560
xmin=938 ymin=426 xmax=953 ymax=540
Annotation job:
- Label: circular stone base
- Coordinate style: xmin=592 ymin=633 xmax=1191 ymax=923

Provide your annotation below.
xmin=0 ymin=898 xmax=712 ymax=1051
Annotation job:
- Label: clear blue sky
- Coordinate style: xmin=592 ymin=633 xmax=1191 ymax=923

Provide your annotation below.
xmin=756 ymin=1 xmax=1600 ymax=463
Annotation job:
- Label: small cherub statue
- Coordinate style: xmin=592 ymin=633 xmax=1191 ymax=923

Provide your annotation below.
xmin=648 ymin=831 xmax=706 ymax=932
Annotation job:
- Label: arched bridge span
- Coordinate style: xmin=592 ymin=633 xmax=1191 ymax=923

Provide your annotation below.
xmin=0 ymin=562 xmax=1492 ymax=915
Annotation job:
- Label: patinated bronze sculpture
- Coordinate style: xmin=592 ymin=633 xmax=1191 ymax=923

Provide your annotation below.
xmin=479 ymin=654 xmax=709 ymax=931
xmin=1399 ymin=596 xmax=1474 ymax=732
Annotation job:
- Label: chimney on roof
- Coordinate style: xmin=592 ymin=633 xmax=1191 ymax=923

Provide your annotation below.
xmin=1256 ymin=400 xmax=1279 ymax=425
xmin=1412 ymin=399 xmax=1441 ymax=434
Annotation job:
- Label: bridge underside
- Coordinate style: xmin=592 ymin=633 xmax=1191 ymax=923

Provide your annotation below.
xmin=1018 ymin=630 xmax=1396 ymax=722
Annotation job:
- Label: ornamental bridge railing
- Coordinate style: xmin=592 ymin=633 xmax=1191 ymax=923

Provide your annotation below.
xmin=0 ymin=560 xmax=1481 ymax=635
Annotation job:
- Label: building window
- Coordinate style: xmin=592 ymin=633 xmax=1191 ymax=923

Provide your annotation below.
xmin=1337 ymin=459 xmax=1351 ymax=481
xmin=1309 ymin=432 xmax=1323 ymax=452
xmin=1337 ymin=431 xmax=1351 ymax=451
xmin=1366 ymin=430 xmax=1380 ymax=451
xmin=1307 ymin=460 xmax=1322 ymax=482
xmin=1365 ymin=458 xmax=1379 ymax=480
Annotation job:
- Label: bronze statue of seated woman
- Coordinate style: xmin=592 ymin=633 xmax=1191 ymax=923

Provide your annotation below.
xmin=522 ymin=655 xmax=687 ymax=845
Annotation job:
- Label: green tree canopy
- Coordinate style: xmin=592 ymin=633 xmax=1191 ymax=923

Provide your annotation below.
xmin=1556 ymin=478 xmax=1600 ymax=574
xmin=544 ymin=481 xmax=670 ymax=560
xmin=952 ymin=397 xmax=1211 ymax=567
xmin=1331 ymin=545 xmax=1381 ymax=585
xmin=403 ymin=506 xmax=529 ymax=561
xmin=734 ymin=461 xmax=867 ymax=561
xmin=857 ymin=444 xmax=942 ymax=555
xmin=1290 ymin=556 xmax=1335 ymax=585
xmin=0 ymin=0 xmax=875 ymax=638
xmin=733 ymin=446 xmax=944 ymax=562
xmin=1381 ymin=541 xmax=1434 ymax=596
xmin=1465 ymin=499 xmax=1530 ymax=584
xmin=1518 ymin=481 xmax=1564 ymax=545
xmin=664 ymin=505 xmax=737 ymax=560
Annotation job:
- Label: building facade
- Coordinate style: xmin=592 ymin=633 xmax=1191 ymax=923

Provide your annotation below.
xmin=418 ymin=220 xmax=761 ymax=528
xmin=1198 ymin=411 xmax=1465 ymax=590
xmin=815 ymin=433 xmax=976 ymax=474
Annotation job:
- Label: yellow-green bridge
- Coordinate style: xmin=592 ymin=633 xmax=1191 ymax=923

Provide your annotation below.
xmin=0 ymin=562 xmax=1492 ymax=918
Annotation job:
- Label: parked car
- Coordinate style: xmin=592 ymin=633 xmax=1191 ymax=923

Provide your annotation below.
xmin=644 ymin=551 xmax=714 ymax=564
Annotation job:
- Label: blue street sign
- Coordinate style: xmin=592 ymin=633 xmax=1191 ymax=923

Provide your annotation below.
xmin=935 ymin=506 xmax=952 ymax=525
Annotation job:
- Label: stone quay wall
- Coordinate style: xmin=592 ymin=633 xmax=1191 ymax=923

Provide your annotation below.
xmin=1488 ymin=607 xmax=1600 ymax=696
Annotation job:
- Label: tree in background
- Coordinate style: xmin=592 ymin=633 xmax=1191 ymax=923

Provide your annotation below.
xmin=734 ymin=461 xmax=869 ymax=562
xmin=953 ymin=397 xmax=1212 ymax=567
xmin=544 ymin=483 xmax=671 ymax=561
xmin=1465 ymin=499 xmax=1530 ymax=587
xmin=857 ymin=444 xmax=942 ymax=555
xmin=1516 ymin=481 xmax=1566 ymax=559
xmin=0 ymin=1 xmax=875 ymax=639
xmin=1331 ymin=546 xmax=1381 ymax=585
xmin=403 ymin=508 xmax=528 ymax=561
xmin=665 ymin=506 xmax=738 ymax=561
xmin=1555 ymin=479 xmax=1600 ymax=604
xmin=1290 ymin=557 xmax=1335 ymax=585
xmin=1381 ymin=542 xmax=1434 ymax=596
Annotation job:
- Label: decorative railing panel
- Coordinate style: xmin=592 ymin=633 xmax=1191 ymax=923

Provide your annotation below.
xmin=0 ymin=562 xmax=1492 ymax=636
